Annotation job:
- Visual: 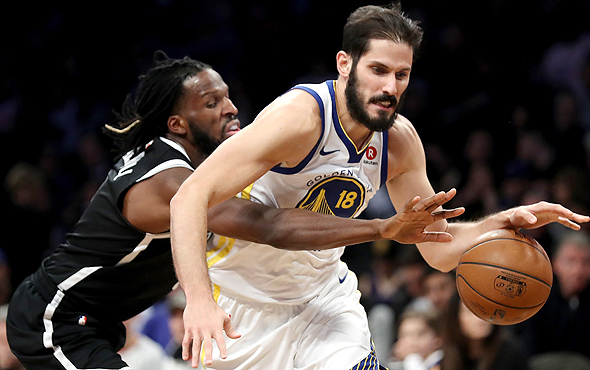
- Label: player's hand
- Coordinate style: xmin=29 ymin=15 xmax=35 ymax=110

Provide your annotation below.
xmin=380 ymin=189 xmax=465 ymax=244
xmin=505 ymin=201 xmax=590 ymax=230
xmin=181 ymin=298 xmax=241 ymax=368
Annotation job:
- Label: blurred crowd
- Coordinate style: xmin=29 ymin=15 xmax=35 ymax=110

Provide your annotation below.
xmin=1 ymin=0 xmax=590 ymax=369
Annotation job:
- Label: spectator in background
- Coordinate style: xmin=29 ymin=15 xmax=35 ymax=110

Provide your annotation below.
xmin=0 ymin=251 xmax=10 ymax=306
xmin=550 ymin=91 xmax=587 ymax=170
xmin=139 ymin=299 xmax=173 ymax=350
xmin=420 ymin=268 xmax=456 ymax=313
xmin=119 ymin=311 xmax=193 ymax=370
xmin=366 ymin=244 xmax=432 ymax=363
xmin=0 ymin=305 xmax=24 ymax=370
xmin=452 ymin=130 xmax=499 ymax=221
xmin=165 ymin=289 xmax=189 ymax=363
xmin=387 ymin=308 xmax=444 ymax=370
xmin=517 ymin=231 xmax=590 ymax=360
xmin=3 ymin=162 xmax=53 ymax=295
xmin=440 ymin=294 xmax=530 ymax=370
xmin=361 ymin=240 xmax=406 ymax=364
xmin=359 ymin=240 xmax=406 ymax=313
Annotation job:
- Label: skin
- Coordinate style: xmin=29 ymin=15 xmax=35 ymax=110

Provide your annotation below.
xmin=170 ymin=39 xmax=590 ymax=367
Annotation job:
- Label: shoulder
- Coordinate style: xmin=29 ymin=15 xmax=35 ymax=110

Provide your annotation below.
xmin=388 ymin=114 xmax=421 ymax=144
xmin=385 ymin=114 xmax=427 ymax=181
xmin=134 ymin=166 xmax=193 ymax=206
xmin=387 ymin=114 xmax=425 ymax=160
xmin=265 ymin=88 xmax=322 ymax=119
xmin=250 ymin=88 xmax=323 ymax=141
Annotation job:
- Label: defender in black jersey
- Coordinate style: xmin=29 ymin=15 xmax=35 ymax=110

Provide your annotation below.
xmin=6 ymin=52 xmax=464 ymax=370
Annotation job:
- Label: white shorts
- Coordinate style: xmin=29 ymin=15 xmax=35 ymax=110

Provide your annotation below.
xmin=206 ymin=264 xmax=380 ymax=370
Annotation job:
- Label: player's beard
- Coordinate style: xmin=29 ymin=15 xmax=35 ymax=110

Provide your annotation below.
xmin=345 ymin=64 xmax=401 ymax=132
xmin=188 ymin=122 xmax=221 ymax=156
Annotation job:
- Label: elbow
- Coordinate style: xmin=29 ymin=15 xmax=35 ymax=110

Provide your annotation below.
xmin=262 ymin=227 xmax=301 ymax=250
xmin=169 ymin=190 xmax=184 ymax=213
xmin=418 ymin=247 xmax=457 ymax=273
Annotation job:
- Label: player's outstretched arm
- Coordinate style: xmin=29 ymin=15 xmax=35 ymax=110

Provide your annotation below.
xmin=417 ymin=201 xmax=590 ymax=273
xmin=207 ymin=189 xmax=464 ymax=250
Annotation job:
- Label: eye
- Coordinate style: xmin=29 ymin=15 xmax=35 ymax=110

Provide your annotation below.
xmin=371 ymin=66 xmax=387 ymax=75
xmin=396 ymin=71 xmax=410 ymax=79
xmin=206 ymin=99 xmax=219 ymax=108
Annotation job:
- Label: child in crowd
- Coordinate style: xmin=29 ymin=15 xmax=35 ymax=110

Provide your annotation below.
xmin=388 ymin=309 xmax=444 ymax=370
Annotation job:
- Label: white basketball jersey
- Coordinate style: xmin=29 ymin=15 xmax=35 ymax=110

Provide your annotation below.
xmin=207 ymin=80 xmax=389 ymax=304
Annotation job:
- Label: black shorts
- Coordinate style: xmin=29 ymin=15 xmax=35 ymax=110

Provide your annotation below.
xmin=6 ymin=273 xmax=129 ymax=370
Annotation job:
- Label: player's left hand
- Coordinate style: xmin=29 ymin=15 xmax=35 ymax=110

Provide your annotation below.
xmin=505 ymin=201 xmax=590 ymax=230
xmin=181 ymin=298 xmax=241 ymax=368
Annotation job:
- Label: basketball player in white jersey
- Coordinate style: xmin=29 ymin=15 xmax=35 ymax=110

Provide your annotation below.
xmin=170 ymin=4 xmax=590 ymax=369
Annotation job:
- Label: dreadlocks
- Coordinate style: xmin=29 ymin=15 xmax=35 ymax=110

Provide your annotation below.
xmin=104 ymin=51 xmax=211 ymax=159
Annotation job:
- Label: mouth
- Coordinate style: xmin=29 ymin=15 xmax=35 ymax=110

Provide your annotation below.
xmin=372 ymin=101 xmax=395 ymax=111
xmin=225 ymin=118 xmax=241 ymax=136
xmin=369 ymin=95 xmax=397 ymax=111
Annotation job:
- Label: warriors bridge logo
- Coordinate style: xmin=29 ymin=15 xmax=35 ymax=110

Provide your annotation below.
xmin=296 ymin=176 xmax=365 ymax=218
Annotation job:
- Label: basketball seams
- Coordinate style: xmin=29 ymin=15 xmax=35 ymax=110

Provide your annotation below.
xmin=463 ymin=237 xmax=550 ymax=264
xmin=457 ymin=261 xmax=552 ymax=287
xmin=456 ymin=275 xmax=547 ymax=310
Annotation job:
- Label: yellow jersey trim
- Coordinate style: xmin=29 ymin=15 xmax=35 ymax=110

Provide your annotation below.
xmin=332 ymin=81 xmax=375 ymax=155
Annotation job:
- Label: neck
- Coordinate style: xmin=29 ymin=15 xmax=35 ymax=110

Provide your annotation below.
xmin=164 ymin=134 xmax=208 ymax=167
xmin=334 ymin=77 xmax=374 ymax=150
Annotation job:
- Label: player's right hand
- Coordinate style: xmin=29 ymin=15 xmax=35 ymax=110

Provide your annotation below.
xmin=380 ymin=188 xmax=464 ymax=244
xmin=182 ymin=298 xmax=241 ymax=368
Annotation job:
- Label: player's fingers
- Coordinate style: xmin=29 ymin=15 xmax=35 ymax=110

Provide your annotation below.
xmin=402 ymin=195 xmax=421 ymax=212
xmin=224 ymin=320 xmax=242 ymax=340
xmin=421 ymin=231 xmax=453 ymax=243
xmin=511 ymin=209 xmax=537 ymax=226
xmin=534 ymin=202 xmax=588 ymax=223
xmin=418 ymin=191 xmax=445 ymax=211
xmin=182 ymin=333 xmax=192 ymax=361
xmin=557 ymin=216 xmax=582 ymax=230
xmin=567 ymin=212 xmax=590 ymax=223
xmin=432 ymin=207 xmax=465 ymax=221
xmin=215 ymin=333 xmax=228 ymax=360
xmin=408 ymin=193 xmax=440 ymax=213
xmin=201 ymin=337 xmax=213 ymax=366
xmin=426 ymin=188 xmax=457 ymax=211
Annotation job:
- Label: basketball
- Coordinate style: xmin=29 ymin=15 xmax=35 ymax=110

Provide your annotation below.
xmin=456 ymin=229 xmax=553 ymax=325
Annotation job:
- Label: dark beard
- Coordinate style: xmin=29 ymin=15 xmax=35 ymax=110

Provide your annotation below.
xmin=189 ymin=123 xmax=221 ymax=156
xmin=344 ymin=65 xmax=399 ymax=132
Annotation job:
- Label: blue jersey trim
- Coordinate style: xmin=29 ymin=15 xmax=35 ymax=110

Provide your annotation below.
xmin=380 ymin=131 xmax=388 ymax=188
xmin=327 ymin=81 xmax=367 ymax=163
xmin=270 ymin=85 xmax=325 ymax=174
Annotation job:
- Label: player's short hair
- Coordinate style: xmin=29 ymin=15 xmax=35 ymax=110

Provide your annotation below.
xmin=342 ymin=3 xmax=423 ymax=63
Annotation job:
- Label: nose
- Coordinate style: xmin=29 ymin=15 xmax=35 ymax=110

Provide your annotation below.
xmin=382 ymin=76 xmax=398 ymax=96
xmin=223 ymin=97 xmax=239 ymax=116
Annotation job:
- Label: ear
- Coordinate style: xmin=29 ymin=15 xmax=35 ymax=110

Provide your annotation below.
xmin=168 ymin=115 xmax=187 ymax=135
xmin=336 ymin=51 xmax=353 ymax=78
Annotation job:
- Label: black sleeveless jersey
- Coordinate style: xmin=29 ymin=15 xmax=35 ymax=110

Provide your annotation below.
xmin=38 ymin=137 xmax=194 ymax=322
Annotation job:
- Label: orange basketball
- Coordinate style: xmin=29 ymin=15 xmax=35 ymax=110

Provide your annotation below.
xmin=456 ymin=229 xmax=553 ymax=325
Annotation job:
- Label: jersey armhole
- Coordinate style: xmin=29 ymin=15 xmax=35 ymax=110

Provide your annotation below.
xmin=270 ymin=86 xmax=326 ymax=174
